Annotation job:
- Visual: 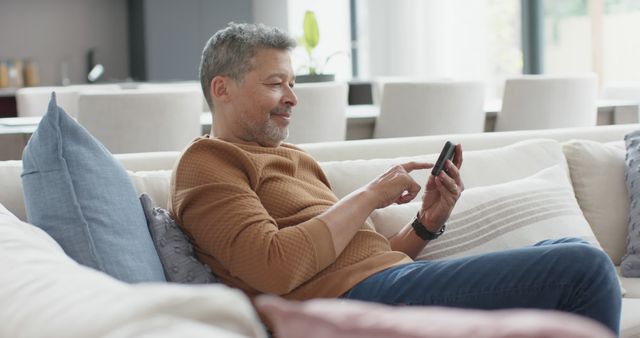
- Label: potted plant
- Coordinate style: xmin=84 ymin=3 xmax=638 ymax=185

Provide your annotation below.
xmin=295 ymin=10 xmax=337 ymax=83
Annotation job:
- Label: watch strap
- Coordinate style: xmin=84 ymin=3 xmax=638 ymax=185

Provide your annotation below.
xmin=411 ymin=212 xmax=445 ymax=241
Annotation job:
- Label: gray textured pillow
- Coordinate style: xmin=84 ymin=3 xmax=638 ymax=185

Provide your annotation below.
xmin=140 ymin=193 xmax=217 ymax=283
xmin=622 ymin=131 xmax=640 ymax=277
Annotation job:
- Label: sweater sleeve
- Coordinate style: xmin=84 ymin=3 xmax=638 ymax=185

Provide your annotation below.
xmin=171 ymin=140 xmax=337 ymax=295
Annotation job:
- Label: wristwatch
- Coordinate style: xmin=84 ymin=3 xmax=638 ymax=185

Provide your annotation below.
xmin=411 ymin=212 xmax=446 ymax=241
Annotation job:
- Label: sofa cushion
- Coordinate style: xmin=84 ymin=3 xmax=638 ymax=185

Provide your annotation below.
xmin=20 ymin=93 xmax=165 ymax=283
xmin=320 ymin=139 xmax=567 ymax=200
xmin=622 ymin=131 xmax=640 ymax=277
xmin=140 ymin=193 xmax=217 ymax=284
xmin=369 ymin=165 xmax=602 ymax=260
xmin=0 ymin=192 xmax=21 ymax=222
xmin=618 ymin=266 xmax=640 ymax=299
xmin=0 ymin=161 xmax=26 ymax=221
xmin=621 ymin=298 xmax=640 ymax=338
xmin=255 ymin=295 xmax=614 ymax=338
xmin=0 ymin=204 xmax=266 ymax=338
xmin=563 ymin=140 xmax=628 ymax=264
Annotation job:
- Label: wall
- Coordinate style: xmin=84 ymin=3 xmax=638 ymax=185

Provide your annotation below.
xmin=142 ymin=0 xmax=253 ymax=81
xmin=0 ymin=0 xmax=129 ymax=86
xmin=0 ymin=0 xmax=323 ymax=85
xmin=253 ymin=0 xmax=288 ymax=31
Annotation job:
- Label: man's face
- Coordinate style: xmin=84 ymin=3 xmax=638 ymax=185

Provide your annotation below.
xmin=227 ymin=48 xmax=297 ymax=147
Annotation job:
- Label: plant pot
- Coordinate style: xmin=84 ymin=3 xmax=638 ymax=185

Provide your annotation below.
xmin=295 ymin=74 xmax=335 ymax=83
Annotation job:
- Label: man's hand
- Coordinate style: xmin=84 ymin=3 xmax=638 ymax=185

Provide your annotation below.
xmin=364 ymin=161 xmax=433 ymax=209
xmin=318 ymin=161 xmax=432 ymax=257
xmin=419 ymin=143 xmax=464 ymax=232
xmin=319 ymin=150 xmax=461 ymax=259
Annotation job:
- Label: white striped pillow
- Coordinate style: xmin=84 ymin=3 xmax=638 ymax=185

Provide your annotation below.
xmin=369 ymin=165 xmax=602 ymax=261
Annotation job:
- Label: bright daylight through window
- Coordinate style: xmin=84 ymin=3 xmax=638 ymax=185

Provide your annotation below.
xmin=544 ymin=0 xmax=640 ymax=85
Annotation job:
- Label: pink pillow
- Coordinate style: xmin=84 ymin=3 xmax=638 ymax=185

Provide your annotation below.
xmin=255 ymin=295 xmax=614 ymax=338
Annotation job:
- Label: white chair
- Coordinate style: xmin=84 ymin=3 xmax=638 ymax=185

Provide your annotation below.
xmin=77 ymin=88 xmax=203 ymax=154
xmin=372 ymin=81 xmax=485 ymax=138
xmin=495 ymin=75 xmax=598 ymax=131
xmin=371 ymin=77 xmax=454 ymax=106
xmin=137 ymin=81 xmax=209 ymax=112
xmin=17 ymin=86 xmax=79 ymax=117
xmin=287 ymin=82 xmax=349 ymax=144
xmin=16 ymin=84 xmax=121 ymax=118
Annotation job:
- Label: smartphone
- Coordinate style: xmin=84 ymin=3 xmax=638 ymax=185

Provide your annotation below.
xmin=431 ymin=141 xmax=455 ymax=176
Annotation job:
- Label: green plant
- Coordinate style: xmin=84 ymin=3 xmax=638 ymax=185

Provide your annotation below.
xmin=298 ymin=10 xmax=344 ymax=76
xmin=299 ymin=10 xmax=321 ymax=75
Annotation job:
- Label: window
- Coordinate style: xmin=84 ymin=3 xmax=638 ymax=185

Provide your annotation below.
xmin=543 ymin=0 xmax=640 ymax=84
xmin=602 ymin=0 xmax=640 ymax=82
xmin=354 ymin=0 xmax=521 ymax=99
xmin=543 ymin=1 xmax=592 ymax=75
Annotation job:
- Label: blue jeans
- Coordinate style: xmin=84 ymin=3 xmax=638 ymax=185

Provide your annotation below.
xmin=342 ymin=238 xmax=621 ymax=335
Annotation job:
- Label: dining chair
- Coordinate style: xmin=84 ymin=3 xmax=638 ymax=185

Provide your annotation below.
xmin=495 ymin=75 xmax=598 ymax=131
xmin=17 ymin=87 xmax=75 ymax=117
xmin=137 ymin=81 xmax=209 ymax=112
xmin=16 ymin=84 xmax=122 ymax=118
xmin=287 ymin=81 xmax=349 ymax=144
xmin=372 ymin=81 xmax=485 ymax=139
xmin=77 ymin=87 xmax=203 ymax=154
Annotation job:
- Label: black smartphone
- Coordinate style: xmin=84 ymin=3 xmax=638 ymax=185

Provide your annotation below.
xmin=431 ymin=141 xmax=455 ymax=176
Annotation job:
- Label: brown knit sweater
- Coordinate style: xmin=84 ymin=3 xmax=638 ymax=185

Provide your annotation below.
xmin=169 ymin=136 xmax=411 ymax=300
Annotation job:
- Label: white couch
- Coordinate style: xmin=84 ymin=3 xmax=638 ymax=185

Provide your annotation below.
xmin=2 ymin=124 xmax=640 ymax=337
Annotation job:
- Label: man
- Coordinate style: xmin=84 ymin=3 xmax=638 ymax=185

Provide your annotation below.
xmin=170 ymin=23 xmax=621 ymax=334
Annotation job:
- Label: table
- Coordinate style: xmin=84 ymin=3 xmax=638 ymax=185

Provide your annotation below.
xmin=2 ymin=100 xmax=638 ymax=160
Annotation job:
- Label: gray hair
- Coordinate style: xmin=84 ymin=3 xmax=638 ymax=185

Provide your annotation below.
xmin=200 ymin=22 xmax=296 ymax=110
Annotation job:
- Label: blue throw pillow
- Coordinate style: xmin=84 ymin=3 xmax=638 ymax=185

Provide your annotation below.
xmin=622 ymin=130 xmax=640 ymax=277
xmin=140 ymin=193 xmax=217 ymax=284
xmin=21 ymin=92 xmax=165 ymax=283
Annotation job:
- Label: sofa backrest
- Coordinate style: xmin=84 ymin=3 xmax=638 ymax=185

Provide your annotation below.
xmin=302 ymin=124 xmax=640 ymax=162
xmin=0 ymin=124 xmax=636 ymax=223
xmin=73 ymin=124 xmax=640 ymax=172
xmin=0 ymin=161 xmax=24 ymax=221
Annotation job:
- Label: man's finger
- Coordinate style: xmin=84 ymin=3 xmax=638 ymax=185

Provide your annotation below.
xmin=436 ymin=174 xmax=461 ymax=199
xmin=401 ymin=161 xmax=433 ymax=173
xmin=454 ymin=144 xmax=463 ymax=168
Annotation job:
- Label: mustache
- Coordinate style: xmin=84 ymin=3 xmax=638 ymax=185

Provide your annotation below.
xmin=269 ymin=105 xmax=293 ymax=115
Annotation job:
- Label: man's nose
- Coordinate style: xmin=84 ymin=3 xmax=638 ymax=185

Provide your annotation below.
xmin=285 ymin=85 xmax=298 ymax=107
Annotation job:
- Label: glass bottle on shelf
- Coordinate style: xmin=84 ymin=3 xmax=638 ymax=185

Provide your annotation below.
xmin=24 ymin=58 xmax=40 ymax=87
xmin=0 ymin=60 xmax=8 ymax=88
xmin=60 ymin=62 xmax=71 ymax=86
xmin=8 ymin=58 xmax=24 ymax=88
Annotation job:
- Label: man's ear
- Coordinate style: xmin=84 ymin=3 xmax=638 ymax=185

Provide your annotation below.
xmin=211 ymin=76 xmax=232 ymax=102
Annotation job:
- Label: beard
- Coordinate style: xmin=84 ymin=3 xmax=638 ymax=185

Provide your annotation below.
xmin=263 ymin=118 xmax=289 ymax=143
xmin=247 ymin=106 xmax=290 ymax=146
